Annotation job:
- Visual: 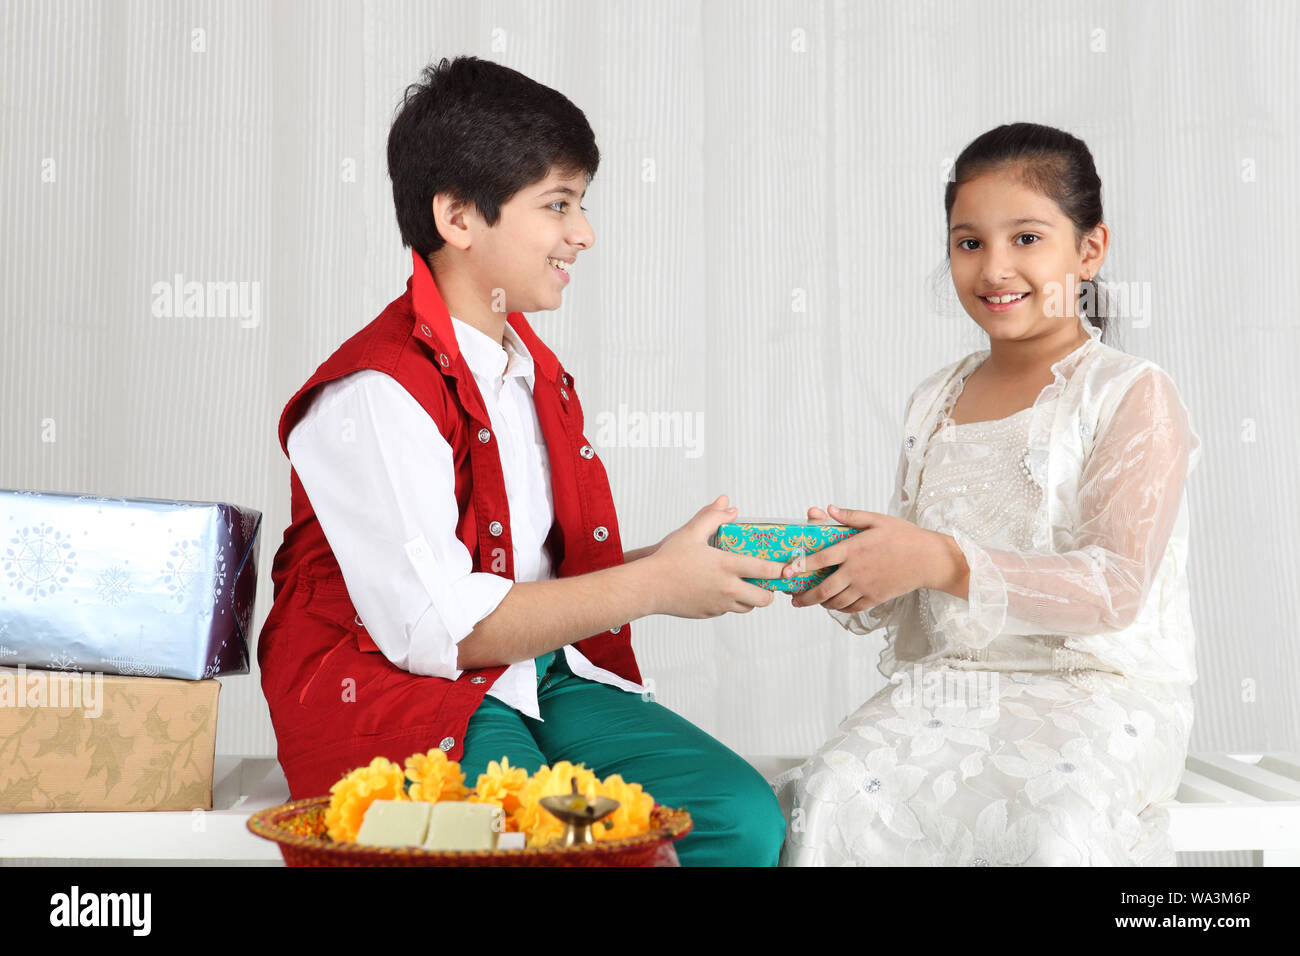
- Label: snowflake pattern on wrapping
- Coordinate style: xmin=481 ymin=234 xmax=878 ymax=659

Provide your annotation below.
xmin=103 ymin=655 xmax=161 ymax=678
xmin=5 ymin=523 xmax=77 ymax=599
xmin=202 ymin=643 xmax=226 ymax=679
xmin=239 ymin=508 xmax=259 ymax=542
xmin=47 ymin=650 xmax=81 ymax=671
xmin=164 ymin=537 xmax=209 ymax=606
xmin=211 ymin=547 xmax=228 ymax=610
xmin=95 ymin=565 xmax=133 ymax=607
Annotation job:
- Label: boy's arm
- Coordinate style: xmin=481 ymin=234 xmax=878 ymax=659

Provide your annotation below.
xmin=454 ymin=562 xmax=656 ymax=669
xmin=622 ymin=544 xmax=659 ymax=563
xmin=290 ymin=371 xmax=785 ymax=676
xmin=287 ymin=370 xmax=516 ymax=679
xmin=457 ymin=500 xmax=785 ymax=669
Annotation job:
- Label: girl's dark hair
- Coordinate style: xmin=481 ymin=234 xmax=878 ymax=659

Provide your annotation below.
xmin=388 ymin=56 xmax=600 ymax=260
xmin=944 ymin=122 xmax=1113 ymax=345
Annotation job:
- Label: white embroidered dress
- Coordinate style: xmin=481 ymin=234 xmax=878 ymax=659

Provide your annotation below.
xmin=778 ymin=319 xmax=1202 ymax=866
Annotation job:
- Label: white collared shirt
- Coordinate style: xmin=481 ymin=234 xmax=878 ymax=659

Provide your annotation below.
xmin=286 ymin=316 xmax=643 ymax=719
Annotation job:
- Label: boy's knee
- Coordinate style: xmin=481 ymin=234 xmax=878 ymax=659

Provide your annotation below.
xmin=680 ymin=761 xmax=787 ymax=867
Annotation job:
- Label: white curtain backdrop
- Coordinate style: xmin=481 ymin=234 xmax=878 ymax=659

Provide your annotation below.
xmin=3 ymin=0 xmax=1297 ymax=865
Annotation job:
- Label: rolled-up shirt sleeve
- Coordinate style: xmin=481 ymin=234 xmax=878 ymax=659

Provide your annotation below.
xmin=286 ymin=369 xmax=512 ymax=678
xmin=931 ymin=367 xmax=1198 ymax=649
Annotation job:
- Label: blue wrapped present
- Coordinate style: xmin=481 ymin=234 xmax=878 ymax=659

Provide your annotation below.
xmin=709 ymin=517 xmax=860 ymax=593
xmin=0 ymin=489 xmax=260 ymax=679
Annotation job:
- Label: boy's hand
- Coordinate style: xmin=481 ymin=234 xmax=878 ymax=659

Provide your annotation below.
xmin=645 ymin=495 xmax=786 ymax=619
xmin=786 ymin=504 xmax=954 ymax=612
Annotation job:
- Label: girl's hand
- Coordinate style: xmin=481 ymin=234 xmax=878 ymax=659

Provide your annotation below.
xmin=645 ymin=495 xmax=787 ymax=618
xmin=787 ymin=504 xmax=959 ymax=611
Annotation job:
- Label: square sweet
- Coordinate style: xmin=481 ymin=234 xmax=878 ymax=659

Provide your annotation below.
xmin=494 ymin=831 xmax=526 ymax=850
xmin=709 ymin=517 xmax=860 ymax=593
xmin=356 ymin=799 xmax=432 ymax=847
xmin=423 ymin=801 xmax=504 ymax=851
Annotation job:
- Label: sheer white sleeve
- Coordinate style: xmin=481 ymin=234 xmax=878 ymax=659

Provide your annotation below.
xmin=938 ymin=368 xmax=1196 ymax=653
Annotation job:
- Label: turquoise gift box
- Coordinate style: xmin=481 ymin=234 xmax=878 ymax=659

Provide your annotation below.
xmin=708 ymin=518 xmax=861 ymax=593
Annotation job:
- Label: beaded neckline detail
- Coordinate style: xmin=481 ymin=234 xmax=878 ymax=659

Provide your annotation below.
xmin=939 ymin=404 xmax=1036 ymax=432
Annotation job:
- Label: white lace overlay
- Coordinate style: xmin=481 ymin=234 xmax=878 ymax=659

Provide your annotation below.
xmin=779 ymin=343 xmax=1196 ymax=865
xmin=777 ymin=666 xmax=1191 ymax=865
xmin=916 ymin=393 xmax=1113 ymax=675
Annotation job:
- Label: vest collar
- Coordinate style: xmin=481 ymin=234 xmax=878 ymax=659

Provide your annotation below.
xmin=409 ymin=249 xmax=562 ymax=386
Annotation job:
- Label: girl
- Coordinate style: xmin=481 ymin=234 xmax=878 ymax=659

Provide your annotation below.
xmin=776 ymin=123 xmax=1201 ymax=866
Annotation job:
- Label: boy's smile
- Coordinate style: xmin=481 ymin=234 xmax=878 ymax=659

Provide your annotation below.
xmin=430 ymin=166 xmax=594 ymax=344
xmin=947 ymin=168 xmax=1106 ymax=349
xmin=467 ymin=166 xmax=593 ymax=313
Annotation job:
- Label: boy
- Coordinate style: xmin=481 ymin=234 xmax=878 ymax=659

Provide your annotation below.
xmin=257 ymin=56 xmax=788 ymax=865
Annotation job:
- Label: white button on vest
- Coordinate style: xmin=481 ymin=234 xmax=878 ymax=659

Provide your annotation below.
xmin=354 ymin=614 xmax=364 ymax=628
xmin=579 ymin=445 xmax=594 ymax=459
xmin=478 ymin=428 xmax=491 ymax=443
xmin=489 ymin=520 xmax=503 ymax=536
xmin=438 ymin=736 xmax=455 ymax=752
xmin=421 ymin=324 xmax=432 ymax=338
xmin=469 ymin=675 xmax=486 ymax=684
xmin=560 ymin=388 xmax=569 ymax=400
xmin=438 ymin=353 xmax=450 ymax=367
xmin=593 ymin=526 xmax=608 ymax=542
xmin=610 ymin=625 xmax=621 ymax=634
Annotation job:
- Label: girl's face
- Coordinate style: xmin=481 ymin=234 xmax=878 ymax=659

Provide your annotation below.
xmin=947 ymin=168 xmax=1107 ymax=345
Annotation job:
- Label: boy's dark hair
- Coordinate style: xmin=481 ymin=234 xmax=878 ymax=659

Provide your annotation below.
xmin=944 ymin=122 xmax=1114 ymax=346
xmin=387 ymin=56 xmax=600 ymax=260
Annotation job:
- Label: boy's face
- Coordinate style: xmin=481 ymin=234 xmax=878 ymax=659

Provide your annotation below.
xmin=463 ymin=166 xmax=595 ymax=314
xmin=947 ymin=168 xmax=1105 ymax=344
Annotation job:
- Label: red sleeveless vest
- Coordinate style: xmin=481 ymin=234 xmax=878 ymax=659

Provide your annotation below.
xmin=258 ymin=250 xmax=641 ymax=799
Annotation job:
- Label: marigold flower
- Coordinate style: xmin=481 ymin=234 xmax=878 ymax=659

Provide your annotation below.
xmin=594 ymin=774 xmax=655 ymax=841
xmin=327 ymin=753 xmax=658 ymax=848
xmin=325 ymin=756 xmax=408 ymax=842
xmin=405 ymin=748 xmax=470 ymax=803
xmin=468 ymin=757 xmax=529 ymax=818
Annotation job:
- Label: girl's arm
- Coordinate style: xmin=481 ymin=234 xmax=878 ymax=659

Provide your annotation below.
xmin=926 ymin=367 xmax=1198 ymax=647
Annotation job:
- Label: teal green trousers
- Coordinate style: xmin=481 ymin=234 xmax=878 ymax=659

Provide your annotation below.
xmin=459 ymin=650 xmax=786 ymax=867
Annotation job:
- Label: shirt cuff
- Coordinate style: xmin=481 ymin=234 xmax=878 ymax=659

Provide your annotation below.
xmin=403 ymin=530 xmax=515 ymax=678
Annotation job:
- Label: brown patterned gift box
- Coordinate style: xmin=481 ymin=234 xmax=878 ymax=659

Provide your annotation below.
xmin=0 ymin=665 xmax=219 ymax=811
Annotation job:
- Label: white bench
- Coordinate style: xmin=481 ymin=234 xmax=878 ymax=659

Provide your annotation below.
xmin=5 ymin=752 xmax=1297 ymax=866
xmin=749 ymin=752 xmax=1300 ymax=866
xmin=0 ymin=756 xmax=289 ymax=865
xmin=1168 ymin=753 xmax=1300 ymax=865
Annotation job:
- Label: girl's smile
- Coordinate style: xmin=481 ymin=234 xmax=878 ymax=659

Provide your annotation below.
xmin=979 ymin=290 xmax=1031 ymax=312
